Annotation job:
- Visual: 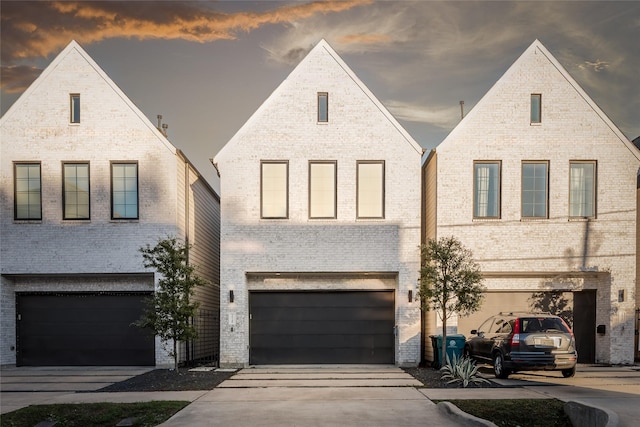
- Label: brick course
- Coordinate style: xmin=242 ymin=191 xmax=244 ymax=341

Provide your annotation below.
xmin=0 ymin=42 xmax=220 ymax=367
xmin=426 ymin=41 xmax=640 ymax=364
xmin=215 ymin=40 xmax=423 ymax=367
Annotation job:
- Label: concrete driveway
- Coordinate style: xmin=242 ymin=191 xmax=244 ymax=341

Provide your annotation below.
xmin=505 ymin=366 xmax=640 ymax=427
xmin=0 ymin=366 xmax=153 ymax=414
xmin=4 ymin=364 xmax=640 ymax=426
xmin=159 ymin=365 xmax=466 ymax=427
xmin=424 ymin=364 xmax=640 ymax=427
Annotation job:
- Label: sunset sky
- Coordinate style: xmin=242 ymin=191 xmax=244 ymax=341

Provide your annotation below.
xmin=2 ymin=1 xmax=639 ymax=190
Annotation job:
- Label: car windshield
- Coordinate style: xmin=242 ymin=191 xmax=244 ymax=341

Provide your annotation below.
xmin=521 ymin=317 xmax=569 ymax=333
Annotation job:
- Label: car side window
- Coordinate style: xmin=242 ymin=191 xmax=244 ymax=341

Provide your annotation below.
xmin=496 ymin=320 xmax=513 ymax=334
xmin=490 ymin=318 xmax=508 ymax=334
xmin=478 ymin=318 xmax=494 ymax=334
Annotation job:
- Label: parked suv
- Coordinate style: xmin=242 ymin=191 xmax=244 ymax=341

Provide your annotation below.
xmin=464 ymin=312 xmax=578 ymax=378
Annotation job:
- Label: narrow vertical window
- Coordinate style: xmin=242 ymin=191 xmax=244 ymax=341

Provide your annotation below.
xmin=318 ymin=92 xmax=328 ymax=122
xmin=70 ymin=94 xmax=80 ymax=123
xmin=111 ymin=162 xmax=138 ymax=219
xmin=309 ymin=161 xmax=336 ymax=219
xmin=261 ymin=161 xmax=288 ymax=219
xmin=530 ymin=94 xmax=541 ymax=124
xmin=522 ymin=161 xmax=548 ymax=218
xmin=14 ymin=163 xmax=42 ymax=220
xmin=63 ymin=163 xmax=90 ymax=219
xmin=569 ymin=161 xmax=596 ymax=218
xmin=357 ymin=161 xmax=384 ymax=218
xmin=474 ymin=161 xmax=501 ymax=218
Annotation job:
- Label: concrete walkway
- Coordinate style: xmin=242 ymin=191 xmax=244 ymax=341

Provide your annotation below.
xmin=160 ymin=366 xmax=465 ymax=427
xmin=0 ymin=366 xmax=155 ymax=414
xmin=3 ymin=364 xmax=640 ymax=426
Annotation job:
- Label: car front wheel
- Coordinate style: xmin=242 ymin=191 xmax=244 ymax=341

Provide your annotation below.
xmin=562 ymin=367 xmax=576 ymax=378
xmin=493 ymin=353 xmax=510 ymax=379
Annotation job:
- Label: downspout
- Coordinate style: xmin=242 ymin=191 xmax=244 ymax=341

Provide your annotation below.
xmin=184 ymin=159 xmax=191 ymax=364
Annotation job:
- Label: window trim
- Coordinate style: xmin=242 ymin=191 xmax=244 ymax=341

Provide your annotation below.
xmin=317 ymin=92 xmax=328 ymax=123
xmin=260 ymin=160 xmax=289 ymax=219
xmin=70 ymin=94 xmax=80 ymax=124
xmin=569 ymin=160 xmax=597 ymax=219
xmin=308 ymin=160 xmax=337 ymax=219
xmin=530 ymin=93 xmax=541 ymax=124
xmin=110 ymin=161 xmax=139 ymax=220
xmin=473 ymin=160 xmax=501 ymax=219
xmin=62 ymin=162 xmax=90 ymax=220
xmin=521 ymin=160 xmax=549 ymax=219
xmin=14 ymin=162 xmax=42 ymax=221
xmin=356 ymin=160 xmax=385 ymax=219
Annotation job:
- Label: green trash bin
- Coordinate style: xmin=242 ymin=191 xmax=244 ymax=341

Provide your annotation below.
xmin=430 ymin=334 xmax=466 ymax=368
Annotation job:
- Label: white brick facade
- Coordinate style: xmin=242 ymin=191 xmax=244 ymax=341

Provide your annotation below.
xmin=0 ymin=41 xmax=220 ymax=366
xmin=424 ymin=40 xmax=640 ymax=364
xmin=214 ymin=40 xmax=423 ymax=367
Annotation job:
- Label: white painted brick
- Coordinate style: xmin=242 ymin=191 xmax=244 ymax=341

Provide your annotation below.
xmin=428 ymin=41 xmax=640 ymax=364
xmin=0 ymin=42 xmax=220 ymax=367
xmin=215 ymin=41 xmax=422 ymax=367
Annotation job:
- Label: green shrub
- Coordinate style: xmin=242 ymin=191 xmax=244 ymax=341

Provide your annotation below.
xmin=440 ymin=353 xmax=490 ymax=387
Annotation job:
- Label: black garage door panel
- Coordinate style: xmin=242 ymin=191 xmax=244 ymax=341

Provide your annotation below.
xmin=17 ymin=293 xmax=155 ymax=366
xmin=250 ymin=291 xmax=394 ymax=364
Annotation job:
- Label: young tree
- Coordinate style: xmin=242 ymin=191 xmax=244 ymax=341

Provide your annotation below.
xmin=134 ymin=237 xmax=207 ymax=372
xmin=419 ymin=236 xmax=485 ymax=367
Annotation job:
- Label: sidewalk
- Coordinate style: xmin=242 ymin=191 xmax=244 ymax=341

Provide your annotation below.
xmin=3 ymin=365 xmax=640 ymax=426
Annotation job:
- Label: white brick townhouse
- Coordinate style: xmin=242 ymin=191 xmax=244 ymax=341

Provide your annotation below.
xmin=0 ymin=41 xmax=220 ymax=367
xmin=213 ymin=40 xmax=423 ymax=367
xmin=423 ymin=40 xmax=640 ymax=365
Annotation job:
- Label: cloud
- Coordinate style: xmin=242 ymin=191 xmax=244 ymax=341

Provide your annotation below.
xmin=0 ymin=0 xmax=369 ymax=91
xmin=0 ymin=65 xmax=43 ymax=93
xmin=579 ymin=60 xmax=610 ymax=73
xmin=385 ymin=100 xmax=460 ymax=130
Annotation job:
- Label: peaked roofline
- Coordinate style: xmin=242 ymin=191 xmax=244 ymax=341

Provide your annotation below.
xmin=443 ymin=39 xmax=639 ymax=161
xmin=216 ymin=39 xmax=423 ymax=162
xmin=314 ymin=39 xmax=423 ymax=155
xmin=1 ymin=40 xmax=176 ymax=154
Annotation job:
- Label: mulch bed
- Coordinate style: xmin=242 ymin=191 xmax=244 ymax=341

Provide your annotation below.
xmin=92 ymin=365 xmax=500 ymax=392
xmin=94 ymin=368 xmax=236 ymax=392
xmin=403 ymin=365 xmax=503 ymax=388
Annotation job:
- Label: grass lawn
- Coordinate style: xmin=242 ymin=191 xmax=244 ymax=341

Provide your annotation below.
xmin=439 ymin=399 xmax=573 ymax=427
xmin=0 ymin=401 xmax=189 ymax=427
xmin=0 ymin=396 xmax=572 ymax=427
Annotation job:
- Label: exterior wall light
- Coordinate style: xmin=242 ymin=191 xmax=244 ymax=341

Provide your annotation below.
xmin=229 ymin=290 xmax=234 ymax=303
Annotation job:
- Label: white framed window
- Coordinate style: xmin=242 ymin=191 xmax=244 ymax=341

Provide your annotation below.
xmin=473 ymin=161 xmax=501 ymax=218
xmin=530 ymin=94 xmax=541 ymax=124
xmin=70 ymin=94 xmax=80 ymax=123
xmin=522 ymin=161 xmax=548 ymax=218
xmin=357 ymin=161 xmax=384 ymax=219
xmin=63 ymin=162 xmax=90 ymax=219
xmin=261 ymin=161 xmax=288 ymax=219
xmin=309 ymin=161 xmax=336 ymax=219
xmin=318 ymin=92 xmax=328 ymax=122
xmin=14 ymin=162 xmax=42 ymax=220
xmin=569 ymin=161 xmax=596 ymax=218
xmin=111 ymin=162 xmax=138 ymax=219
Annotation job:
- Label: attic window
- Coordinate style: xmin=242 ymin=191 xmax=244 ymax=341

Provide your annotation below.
xmin=530 ymin=94 xmax=541 ymax=124
xmin=318 ymin=92 xmax=328 ymax=122
xmin=70 ymin=94 xmax=80 ymax=123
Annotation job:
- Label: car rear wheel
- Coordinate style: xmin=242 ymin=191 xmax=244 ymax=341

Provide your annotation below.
xmin=561 ymin=367 xmax=576 ymax=378
xmin=493 ymin=353 xmax=510 ymax=379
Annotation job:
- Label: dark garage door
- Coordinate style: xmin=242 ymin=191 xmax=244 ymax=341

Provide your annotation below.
xmin=16 ymin=293 xmax=155 ymax=366
xmin=250 ymin=290 xmax=395 ymax=364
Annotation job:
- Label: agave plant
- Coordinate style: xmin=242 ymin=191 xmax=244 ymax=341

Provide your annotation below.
xmin=440 ymin=352 xmax=490 ymax=388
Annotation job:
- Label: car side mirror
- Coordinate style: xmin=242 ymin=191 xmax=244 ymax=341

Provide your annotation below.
xmin=471 ymin=329 xmax=478 ymax=335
